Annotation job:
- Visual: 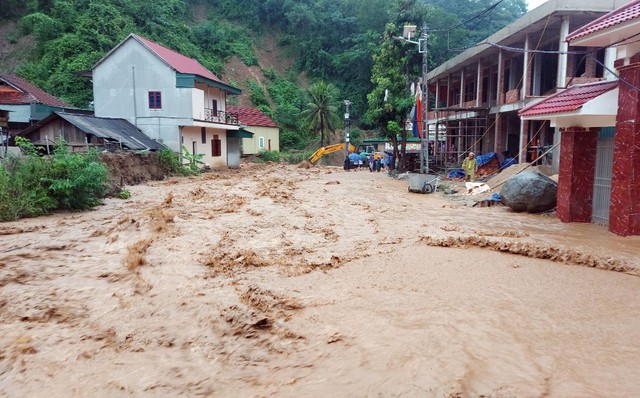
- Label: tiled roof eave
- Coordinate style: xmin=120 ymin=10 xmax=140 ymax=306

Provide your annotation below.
xmin=566 ymin=0 xmax=640 ymax=41
xmin=519 ymin=81 xmax=618 ymax=117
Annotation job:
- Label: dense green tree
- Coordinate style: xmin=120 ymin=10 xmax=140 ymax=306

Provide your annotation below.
xmin=365 ymin=23 xmax=414 ymax=171
xmin=302 ymin=82 xmax=341 ymax=148
xmin=5 ymin=0 xmax=526 ymax=144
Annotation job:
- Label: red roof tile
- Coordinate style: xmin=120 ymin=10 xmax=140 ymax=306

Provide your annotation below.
xmin=566 ymin=0 xmax=640 ymax=42
xmin=133 ymin=34 xmax=223 ymax=84
xmin=519 ymin=80 xmax=618 ymax=117
xmin=0 ymin=73 xmax=69 ymax=107
xmin=226 ymin=106 xmax=278 ymax=128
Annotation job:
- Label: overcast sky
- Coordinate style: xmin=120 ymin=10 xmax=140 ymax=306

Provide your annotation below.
xmin=527 ymin=0 xmax=548 ymax=11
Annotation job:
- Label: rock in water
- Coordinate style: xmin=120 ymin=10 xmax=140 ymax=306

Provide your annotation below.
xmin=500 ymin=171 xmax=557 ymax=213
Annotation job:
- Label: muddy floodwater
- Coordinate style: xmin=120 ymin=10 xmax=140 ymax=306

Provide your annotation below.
xmin=1 ymin=163 xmax=639 ymax=397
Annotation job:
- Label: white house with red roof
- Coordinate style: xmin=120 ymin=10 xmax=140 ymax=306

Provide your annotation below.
xmin=92 ymin=33 xmax=247 ymax=168
xmin=520 ymin=0 xmax=640 ymax=236
xmin=226 ymin=106 xmax=279 ymax=155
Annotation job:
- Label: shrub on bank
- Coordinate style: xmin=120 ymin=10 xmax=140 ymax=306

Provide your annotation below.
xmin=256 ymin=150 xmax=282 ymax=163
xmin=157 ymin=148 xmax=194 ymax=176
xmin=0 ymin=155 xmax=56 ymax=221
xmin=44 ymin=144 xmax=109 ymax=210
xmin=0 ymin=138 xmax=110 ymax=221
xmin=281 ymin=150 xmax=312 ymax=164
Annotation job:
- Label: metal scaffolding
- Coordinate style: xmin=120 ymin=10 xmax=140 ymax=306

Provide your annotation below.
xmin=430 ymin=107 xmax=489 ymax=170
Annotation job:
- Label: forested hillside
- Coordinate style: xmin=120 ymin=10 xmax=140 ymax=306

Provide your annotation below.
xmin=0 ymin=0 xmax=526 ymax=150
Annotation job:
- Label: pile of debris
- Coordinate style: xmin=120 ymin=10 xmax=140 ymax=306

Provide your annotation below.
xmin=450 ymin=162 xmax=558 ymax=213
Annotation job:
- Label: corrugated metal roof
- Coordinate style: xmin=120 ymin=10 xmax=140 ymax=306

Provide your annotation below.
xmin=0 ymin=74 xmax=69 ymax=107
xmin=519 ymin=80 xmax=619 ymax=117
xmin=53 ymin=113 xmax=164 ymax=150
xmin=226 ymin=106 xmax=278 ymax=128
xmin=566 ymin=0 xmax=640 ymax=41
xmin=132 ymin=34 xmax=223 ymax=84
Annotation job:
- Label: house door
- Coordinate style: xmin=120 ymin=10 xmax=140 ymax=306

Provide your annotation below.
xmin=591 ymin=127 xmax=614 ymax=225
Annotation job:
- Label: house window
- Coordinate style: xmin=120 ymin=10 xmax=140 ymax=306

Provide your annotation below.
xmin=212 ymin=134 xmax=221 ymax=157
xmin=148 ymin=91 xmax=162 ymax=109
xmin=212 ymin=99 xmax=218 ymax=116
xmin=259 ymin=137 xmax=265 ymax=149
xmin=192 ymin=141 xmax=197 ymax=155
xmin=201 ymin=127 xmax=206 ymax=144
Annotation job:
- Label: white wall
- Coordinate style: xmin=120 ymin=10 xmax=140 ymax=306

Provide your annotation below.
xmin=241 ymin=126 xmax=280 ymax=155
xmin=192 ymin=89 xmax=205 ymax=120
xmin=195 ymin=83 xmax=226 ymax=114
xmin=92 ymin=38 xmax=193 ymax=150
xmin=182 ymin=126 xmax=228 ymax=168
xmin=227 ymin=137 xmax=240 ymax=168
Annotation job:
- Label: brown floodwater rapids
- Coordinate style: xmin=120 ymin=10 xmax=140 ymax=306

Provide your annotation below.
xmin=0 ymin=163 xmax=639 ymax=397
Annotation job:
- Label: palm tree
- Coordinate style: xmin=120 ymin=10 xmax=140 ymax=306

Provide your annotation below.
xmin=302 ymin=81 xmax=341 ymax=148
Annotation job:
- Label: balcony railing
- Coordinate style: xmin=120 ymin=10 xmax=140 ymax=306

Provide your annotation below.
xmin=203 ymin=109 xmax=240 ymax=125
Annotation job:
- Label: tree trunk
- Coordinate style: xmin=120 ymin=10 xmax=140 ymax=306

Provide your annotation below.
xmin=390 ymin=135 xmax=398 ymax=171
xmin=319 ymin=113 xmax=325 ymax=148
xmin=398 ymin=121 xmax=408 ymax=172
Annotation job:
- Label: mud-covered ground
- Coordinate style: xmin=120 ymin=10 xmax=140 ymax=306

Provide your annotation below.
xmin=1 ymin=163 xmax=640 ymax=397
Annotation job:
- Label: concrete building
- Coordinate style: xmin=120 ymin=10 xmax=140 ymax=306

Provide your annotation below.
xmin=520 ymin=0 xmax=640 ymax=236
xmin=92 ymin=33 xmax=244 ymax=168
xmin=425 ymin=0 xmax=628 ymax=170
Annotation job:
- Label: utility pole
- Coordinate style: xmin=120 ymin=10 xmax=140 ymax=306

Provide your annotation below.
xmin=420 ymin=21 xmax=429 ymax=174
xmin=399 ymin=23 xmax=429 ymax=173
xmin=344 ymin=100 xmax=351 ymax=158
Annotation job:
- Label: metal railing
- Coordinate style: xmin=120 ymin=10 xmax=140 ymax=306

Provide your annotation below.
xmin=203 ymin=109 xmax=240 ymax=125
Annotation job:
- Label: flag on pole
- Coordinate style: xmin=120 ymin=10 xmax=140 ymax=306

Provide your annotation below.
xmin=412 ymin=80 xmax=422 ymax=138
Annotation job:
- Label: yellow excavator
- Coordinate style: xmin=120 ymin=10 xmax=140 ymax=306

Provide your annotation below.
xmin=307 ymin=143 xmax=355 ymax=164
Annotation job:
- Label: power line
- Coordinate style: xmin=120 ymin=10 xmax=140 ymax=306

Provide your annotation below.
xmin=593 ymin=57 xmax=640 ymax=93
xmin=448 ymin=0 xmax=506 ymax=31
xmin=427 ymin=0 xmax=508 ymax=51
xmin=483 ymin=41 xmax=586 ymax=55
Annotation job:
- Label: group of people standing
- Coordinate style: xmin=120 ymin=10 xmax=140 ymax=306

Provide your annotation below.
xmin=342 ymin=147 xmax=479 ymax=181
xmin=344 ymin=151 xmax=387 ymax=172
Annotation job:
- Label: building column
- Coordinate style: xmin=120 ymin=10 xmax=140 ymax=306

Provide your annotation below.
xmin=557 ymin=127 xmax=598 ymax=223
xmin=435 ymin=79 xmax=440 ymax=110
xmin=459 ymin=69 xmax=465 ymax=107
xmin=557 ymin=16 xmax=570 ymax=88
xmin=604 ymin=48 xmax=617 ymax=80
xmin=609 ymin=55 xmax=640 ymax=235
xmin=476 ymin=59 xmax=483 ymax=107
xmin=522 ymin=35 xmax=530 ymax=100
xmin=518 ymin=119 xmax=529 ymax=162
xmin=584 ymin=54 xmax=597 ymax=78
xmin=497 ymin=49 xmax=504 ymax=104
xmin=494 ymin=113 xmax=504 ymax=153
xmin=446 ymin=74 xmax=452 ymax=107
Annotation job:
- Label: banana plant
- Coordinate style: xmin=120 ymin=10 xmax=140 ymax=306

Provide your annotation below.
xmin=181 ymin=146 xmax=205 ymax=172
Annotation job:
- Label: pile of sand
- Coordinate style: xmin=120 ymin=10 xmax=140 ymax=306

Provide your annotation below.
xmin=487 ymin=163 xmax=554 ymax=190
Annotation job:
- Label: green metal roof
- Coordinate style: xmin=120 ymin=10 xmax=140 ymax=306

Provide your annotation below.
xmin=228 ymin=128 xmax=254 ymax=138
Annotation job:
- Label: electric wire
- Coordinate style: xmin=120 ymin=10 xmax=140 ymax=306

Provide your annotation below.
xmin=593 ymin=57 xmax=640 ymax=93
xmin=427 ymin=4 xmax=640 ymax=165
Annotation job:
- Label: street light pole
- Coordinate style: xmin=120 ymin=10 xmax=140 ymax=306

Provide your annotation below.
xmin=420 ymin=22 xmax=429 ymax=174
xmin=399 ymin=23 xmax=429 ymax=174
xmin=344 ymin=100 xmax=351 ymax=158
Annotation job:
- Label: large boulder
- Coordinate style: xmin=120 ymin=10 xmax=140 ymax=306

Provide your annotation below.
xmin=500 ymin=171 xmax=557 ymax=213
